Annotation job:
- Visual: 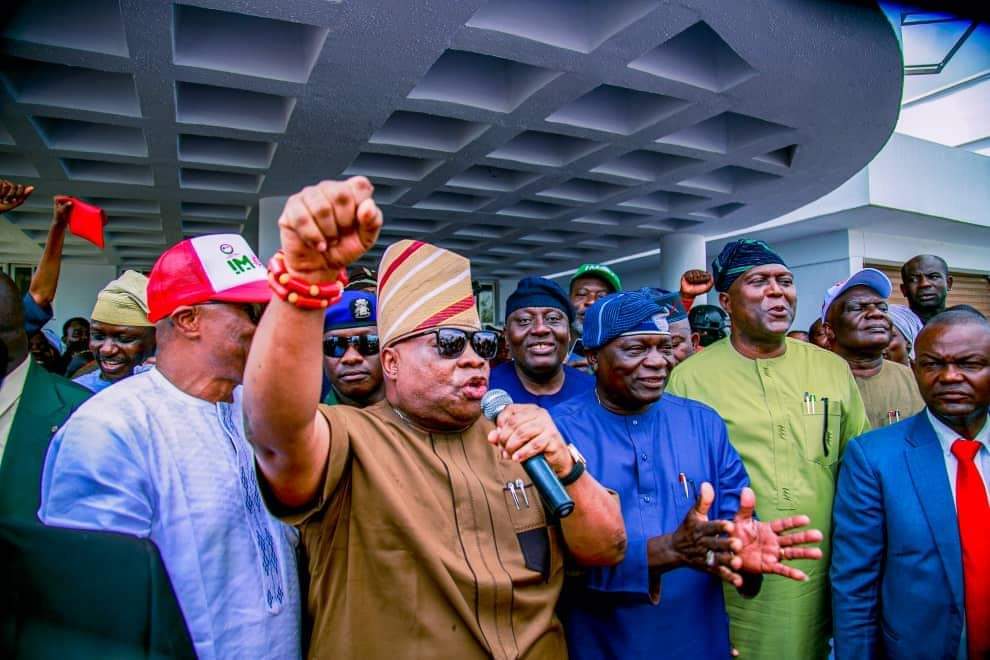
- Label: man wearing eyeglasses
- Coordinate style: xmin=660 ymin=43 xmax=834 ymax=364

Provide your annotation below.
xmin=321 ymin=291 xmax=384 ymax=408
xmin=39 ymin=234 xmax=302 ymax=660
xmin=243 ymin=178 xmax=626 ymax=659
xmin=822 ymin=268 xmax=924 ymax=429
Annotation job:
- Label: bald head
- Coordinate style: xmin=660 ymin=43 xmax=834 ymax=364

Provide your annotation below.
xmin=0 ymin=273 xmax=29 ymax=375
xmin=918 ymin=308 xmax=990 ymax=341
xmin=900 ymin=254 xmax=948 ymax=282
xmin=900 ymin=254 xmax=952 ymax=322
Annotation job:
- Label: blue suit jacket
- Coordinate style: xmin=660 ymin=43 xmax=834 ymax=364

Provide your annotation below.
xmin=831 ymin=412 xmax=964 ymax=660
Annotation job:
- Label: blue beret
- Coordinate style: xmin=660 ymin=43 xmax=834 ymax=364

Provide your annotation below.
xmin=582 ymin=291 xmax=669 ymax=350
xmin=712 ymin=239 xmax=787 ymax=292
xmin=324 ymin=291 xmax=377 ymax=331
xmin=505 ymin=276 xmax=574 ymax=322
xmin=640 ymin=288 xmax=688 ymax=323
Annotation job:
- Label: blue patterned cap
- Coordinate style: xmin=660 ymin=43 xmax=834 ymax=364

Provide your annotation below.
xmin=712 ymin=239 xmax=787 ymax=292
xmin=324 ymin=291 xmax=377 ymax=331
xmin=582 ymin=291 xmax=669 ymax=350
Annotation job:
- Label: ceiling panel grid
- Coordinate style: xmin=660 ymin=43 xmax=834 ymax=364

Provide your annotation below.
xmin=0 ymin=0 xmax=902 ymax=277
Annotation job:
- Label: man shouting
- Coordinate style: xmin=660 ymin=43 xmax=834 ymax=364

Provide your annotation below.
xmin=243 ymin=177 xmax=626 ymax=659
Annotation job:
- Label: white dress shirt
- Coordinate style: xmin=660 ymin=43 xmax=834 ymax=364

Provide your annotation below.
xmin=40 ymin=368 xmax=301 ymax=659
xmin=927 ymin=408 xmax=990 ymax=504
xmin=926 ymin=408 xmax=989 ymax=660
xmin=0 ymin=357 xmax=31 ymax=463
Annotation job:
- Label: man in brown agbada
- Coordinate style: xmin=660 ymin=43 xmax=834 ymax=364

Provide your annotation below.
xmin=244 ymin=177 xmax=627 ymax=659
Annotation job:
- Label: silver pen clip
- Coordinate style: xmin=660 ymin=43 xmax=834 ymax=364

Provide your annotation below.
xmin=515 ymin=479 xmax=530 ymax=507
xmin=506 ymin=481 xmax=521 ymax=510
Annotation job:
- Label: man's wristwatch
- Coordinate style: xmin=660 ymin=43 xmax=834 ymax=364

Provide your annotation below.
xmin=560 ymin=443 xmax=587 ymax=486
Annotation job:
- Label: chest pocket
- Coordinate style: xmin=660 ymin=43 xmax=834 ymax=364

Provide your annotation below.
xmin=502 ymin=480 xmax=551 ymax=580
xmin=670 ymin=477 xmax=700 ymax=522
xmin=800 ymin=399 xmax=842 ymax=466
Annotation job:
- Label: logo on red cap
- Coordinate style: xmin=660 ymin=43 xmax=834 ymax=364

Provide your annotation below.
xmin=146 ymin=234 xmax=270 ymax=323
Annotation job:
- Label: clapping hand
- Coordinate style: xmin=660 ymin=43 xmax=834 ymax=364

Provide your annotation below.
xmin=731 ymin=487 xmax=824 ymax=581
xmin=670 ymin=482 xmax=745 ymax=586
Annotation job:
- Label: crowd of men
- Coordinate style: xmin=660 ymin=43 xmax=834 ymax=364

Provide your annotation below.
xmin=1 ymin=176 xmax=988 ymax=660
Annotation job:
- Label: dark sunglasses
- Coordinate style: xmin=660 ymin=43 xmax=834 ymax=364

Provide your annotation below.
xmin=199 ymin=301 xmax=265 ymax=325
xmin=323 ymin=334 xmax=380 ymax=358
xmin=408 ymin=328 xmax=500 ymax=360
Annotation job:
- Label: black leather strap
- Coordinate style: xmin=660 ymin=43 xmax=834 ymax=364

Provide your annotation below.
xmin=559 ymin=459 xmax=586 ymax=486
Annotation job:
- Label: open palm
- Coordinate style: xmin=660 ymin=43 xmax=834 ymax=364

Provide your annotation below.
xmin=731 ymin=487 xmax=824 ymax=581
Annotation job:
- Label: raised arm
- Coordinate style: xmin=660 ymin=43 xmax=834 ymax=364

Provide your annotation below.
xmin=244 ymin=177 xmax=382 ymax=508
xmin=29 ymin=196 xmax=72 ymax=308
xmin=679 ymin=269 xmax=714 ymax=311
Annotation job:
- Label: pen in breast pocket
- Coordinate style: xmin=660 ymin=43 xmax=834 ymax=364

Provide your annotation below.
xmin=506 ymin=481 xmax=521 ymax=510
xmin=822 ymin=397 xmax=830 ymax=457
xmin=515 ymin=478 xmax=530 ymax=508
xmin=678 ymin=472 xmax=689 ymax=499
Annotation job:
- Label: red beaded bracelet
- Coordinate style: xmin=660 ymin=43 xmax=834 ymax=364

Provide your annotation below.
xmin=267 ymin=251 xmax=348 ymax=309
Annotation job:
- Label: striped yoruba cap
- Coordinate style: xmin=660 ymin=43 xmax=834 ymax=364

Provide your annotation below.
xmin=377 ymin=240 xmax=480 ymax=346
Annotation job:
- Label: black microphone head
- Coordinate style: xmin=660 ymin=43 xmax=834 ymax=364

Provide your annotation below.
xmin=481 ymin=388 xmax=513 ymax=422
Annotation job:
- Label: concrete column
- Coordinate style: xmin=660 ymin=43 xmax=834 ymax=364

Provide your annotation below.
xmin=257 ymin=196 xmax=289 ymax=262
xmin=659 ymin=232 xmax=707 ymax=303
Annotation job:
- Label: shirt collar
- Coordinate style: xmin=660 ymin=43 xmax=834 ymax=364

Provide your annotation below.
xmin=0 ymin=357 xmax=32 ymax=412
xmin=926 ymin=408 xmax=990 ymax=457
xmin=592 ymin=387 xmax=656 ymax=419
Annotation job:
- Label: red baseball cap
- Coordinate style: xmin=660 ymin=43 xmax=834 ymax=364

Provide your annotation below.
xmin=147 ymin=234 xmax=271 ymax=323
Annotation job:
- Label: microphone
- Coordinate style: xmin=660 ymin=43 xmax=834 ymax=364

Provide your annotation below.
xmin=481 ymin=389 xmax=575 ymax=518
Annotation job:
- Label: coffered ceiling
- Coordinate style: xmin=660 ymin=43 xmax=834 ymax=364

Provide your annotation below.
xmin=0 ymin=0 xmax=903 ymax=277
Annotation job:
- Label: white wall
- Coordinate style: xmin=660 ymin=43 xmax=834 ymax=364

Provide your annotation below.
xmin=50 ymin=262 xmax=118 ymax=333
xmin=869 ymin=134 xmax=990 ymax=229
xmin=852 ymin=229 xmax=990 ymax=274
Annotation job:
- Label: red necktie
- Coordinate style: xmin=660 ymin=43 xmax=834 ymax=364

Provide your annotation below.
xmin=951 ymin=439 xmax=990 ymax=660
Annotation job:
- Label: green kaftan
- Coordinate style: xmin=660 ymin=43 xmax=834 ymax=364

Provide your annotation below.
xmin=667 ymin=337 xmax=870 ymax=660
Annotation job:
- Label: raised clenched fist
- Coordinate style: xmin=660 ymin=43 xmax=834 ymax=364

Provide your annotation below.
xmin=277 ymin=177 xmax=383 ymax=282
xmin=680 ymin=269 xmax=714 ymax=298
